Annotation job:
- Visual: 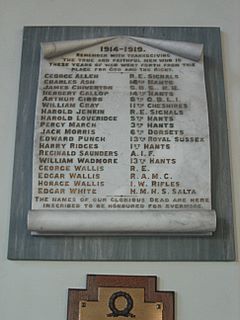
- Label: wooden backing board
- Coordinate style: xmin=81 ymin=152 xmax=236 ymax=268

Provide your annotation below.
xmin=67 ymin=275 xmax=174 ymax=320
xmin=8 ymin=26 xmax=235 ymax=261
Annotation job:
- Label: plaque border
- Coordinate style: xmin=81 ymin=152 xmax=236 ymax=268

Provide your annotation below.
xmin=8 ymin=26 xmax=235 ymax=261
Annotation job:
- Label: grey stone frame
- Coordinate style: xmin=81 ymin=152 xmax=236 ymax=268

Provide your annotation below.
xmin=8 ymin=26 xmax=235 ymax=261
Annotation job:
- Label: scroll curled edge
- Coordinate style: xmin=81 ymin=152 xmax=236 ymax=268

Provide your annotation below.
xmin=41 ymin=36 xmax=203 ymax=61
xmin=28 ymin=210 xmax=216 ymax=236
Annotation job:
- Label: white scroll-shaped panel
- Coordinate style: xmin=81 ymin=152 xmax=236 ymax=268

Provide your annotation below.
xmin=28 ymin=36 xmax=216 ymax=235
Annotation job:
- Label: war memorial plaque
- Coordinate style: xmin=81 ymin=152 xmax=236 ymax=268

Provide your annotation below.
xmin=28 ymin=36 xmax=216 ymax=235
xmin=8 ymin=27 xmax=235 ymax=260
xmin=67 ymin=275 xmax=174 ymax=320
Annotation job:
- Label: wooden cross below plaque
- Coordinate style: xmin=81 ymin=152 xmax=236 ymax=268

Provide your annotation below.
xmin=67 ymin=275 xmax=174 ymax=320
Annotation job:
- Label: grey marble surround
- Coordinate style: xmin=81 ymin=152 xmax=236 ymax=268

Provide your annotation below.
xmin=8 ymin=26 xmax=235 ymax=261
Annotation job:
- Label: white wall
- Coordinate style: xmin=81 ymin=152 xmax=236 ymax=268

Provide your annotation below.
xmin=0 ymin=1 xmax=240 ymax=319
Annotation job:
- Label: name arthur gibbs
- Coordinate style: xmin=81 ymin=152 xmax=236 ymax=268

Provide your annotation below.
xmin=29 ymin=36 xmax=216 ymax=235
